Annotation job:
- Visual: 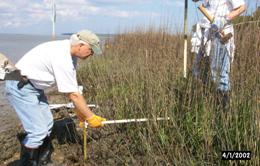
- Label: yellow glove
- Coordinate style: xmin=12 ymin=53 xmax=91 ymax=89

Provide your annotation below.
xmin=79 ymin=121 xmax=85 ymax=128
xmin=86 ymin=114 xmax=106 ymax=128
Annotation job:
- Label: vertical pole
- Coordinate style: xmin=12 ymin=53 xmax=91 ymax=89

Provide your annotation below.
xmin=183 ymin=0 xmax=188 ymax=78
xmin=52 ymin=0 xmax=56 ymax=40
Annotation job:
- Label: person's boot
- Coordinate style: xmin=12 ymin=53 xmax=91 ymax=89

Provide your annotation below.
xmin=17 ymin=133 xmax=39 ymax=166
xmin=20 ymin=145 xmax=39 ymax=166
xmin=38 ymin=136 xmax=54 ymax=165
xmin=17 ymin=133 xmax=27 ymax=143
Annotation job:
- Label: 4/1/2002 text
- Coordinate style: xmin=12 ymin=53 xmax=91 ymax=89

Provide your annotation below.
xmin=222 ymin=151 xmax=251 ymax=160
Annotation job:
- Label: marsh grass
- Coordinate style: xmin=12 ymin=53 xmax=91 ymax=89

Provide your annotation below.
xmin=77 ymin=24 xmax=259 ymax=165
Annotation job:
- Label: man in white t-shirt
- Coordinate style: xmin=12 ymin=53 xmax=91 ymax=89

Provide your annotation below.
xmin=191 ymin=0 xmax=246 ymax=110
xmin=5 ymin=29 xmax=106 ymax=165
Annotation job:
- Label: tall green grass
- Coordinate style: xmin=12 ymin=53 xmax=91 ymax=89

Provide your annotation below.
xmin=77 ymin=24 xmax=259 ymax=165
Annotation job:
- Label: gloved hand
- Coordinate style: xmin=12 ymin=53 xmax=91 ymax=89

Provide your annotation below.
xmin=212 ymin=16 xmax=229 ymax=31
xmin=86 ymin=114 xmax=106 ymax=128
xmin=79 ymin=121 xmax=85 ymax=128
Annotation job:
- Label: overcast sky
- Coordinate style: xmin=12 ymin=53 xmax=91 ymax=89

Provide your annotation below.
xmin=0 ymin=0 xmax=258 ymax=35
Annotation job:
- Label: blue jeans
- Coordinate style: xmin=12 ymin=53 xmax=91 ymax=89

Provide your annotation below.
xmin=192 ymin=41 xmax=231 ymax=92
xmin=5 ymin=80 xmax=53 ymax=148
xmin=210 ymin=40 xmax=231 ymax=92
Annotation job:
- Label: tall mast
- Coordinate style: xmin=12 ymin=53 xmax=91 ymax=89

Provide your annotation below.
xmin=52 ymin=0 xmax=56 ymax=40
xmin=183 ymin=0 xmax=188 ymax=78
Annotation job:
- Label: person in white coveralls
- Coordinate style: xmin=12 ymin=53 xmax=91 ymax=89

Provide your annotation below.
xmin=191 ymin=0 xmax=246 ymax=109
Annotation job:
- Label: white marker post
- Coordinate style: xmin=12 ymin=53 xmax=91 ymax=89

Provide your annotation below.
xmin=51 ymin=0 xmax=56 ymax=40
xmin=83 ymin=117 xmax=170 ymax=128
xmin=183 ymin=0 xmax=188 ymax=78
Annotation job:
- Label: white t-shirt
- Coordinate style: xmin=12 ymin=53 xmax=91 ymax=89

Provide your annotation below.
xmin=203 ymin=0 xmax=245 ymax=17
xmin=16 ymin=40 xmax=78 ymax=93
xmin=199 ymin=0 xmax=245 ymax=28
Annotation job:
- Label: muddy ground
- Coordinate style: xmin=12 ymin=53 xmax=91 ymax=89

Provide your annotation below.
xmin=0 ymin=88 xmax=154 ymax=166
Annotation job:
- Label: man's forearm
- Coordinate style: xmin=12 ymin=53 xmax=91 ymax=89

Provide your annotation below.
xmin=68 ymin=92 xmax=94 ymax=119
xmin=227 ymin=4 xmax=246 ymax=20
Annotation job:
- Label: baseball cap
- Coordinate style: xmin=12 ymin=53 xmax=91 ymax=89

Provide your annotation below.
xmin=76 ymin=30 xmax=102 ymax=55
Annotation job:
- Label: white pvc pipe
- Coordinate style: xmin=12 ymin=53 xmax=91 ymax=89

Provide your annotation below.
xmin=183 ymin=0 xmax=188 ymax=78
xmin=49 ymin=102 xmax=99 ymax=110
xmin=51 ymin=0 xmax=56 ymax=40
xmin=84 ymin=117 xmax=170 ymax=128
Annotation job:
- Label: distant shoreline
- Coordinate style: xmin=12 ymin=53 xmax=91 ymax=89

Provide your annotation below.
xmin=0 ymin=33 xmax=117 ymax=37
